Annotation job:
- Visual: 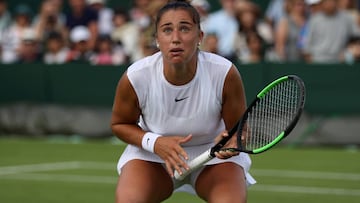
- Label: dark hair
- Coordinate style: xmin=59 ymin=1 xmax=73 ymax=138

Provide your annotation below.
xmin=113 ymin=7 xmax=130 ymax=22
xmin=245 ymin=31 xmax=265 ymax=58
xmin=154 ymin=0 xmax=201 ymax=36
xmin=347 ymin=35 xmax=360 ymax=45
xmin=46 ymin=31 xmax=63 ymax=41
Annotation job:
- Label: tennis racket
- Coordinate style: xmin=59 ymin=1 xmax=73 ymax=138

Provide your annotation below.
xmin=174 ymin=75 xmax=306 ymax=180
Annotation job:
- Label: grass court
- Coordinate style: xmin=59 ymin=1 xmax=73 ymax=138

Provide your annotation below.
xmin=0 ymin=136 xmax=359 ymax=203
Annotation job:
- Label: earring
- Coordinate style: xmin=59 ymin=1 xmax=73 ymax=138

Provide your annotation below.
xmin=198 ymin=42 xmax=201 ymax=46
xmin=156 ymin=43 xmax=159 ymax=48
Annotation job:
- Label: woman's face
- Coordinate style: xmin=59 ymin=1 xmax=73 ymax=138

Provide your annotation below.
xmin=113 ymin=14 xmax=126 ymax=27
xmin=322 ymin=0 xmax=337 ymax=15
xmin=98 ymin=40 xmax=112 ymax=53
xmin=292 ymin=0 xmax=306 ymax=14
xmin=247 ymin=34 xmax=261 ymax=53
xmin=240 ymin=11 xmax=256 ymax=29
xmin=42 ymin=1 xmax=57 ymax=15
xmin=47 ymin=38 xmax=63 ymax=53
xmin=156 ymin=9 xmax=203 ymax=65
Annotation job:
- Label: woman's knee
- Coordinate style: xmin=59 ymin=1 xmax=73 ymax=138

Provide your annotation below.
xmin=195 ymin=163 xmax=247 ymax=203
xmin=115 ymin=160 xmax=173 ymax=203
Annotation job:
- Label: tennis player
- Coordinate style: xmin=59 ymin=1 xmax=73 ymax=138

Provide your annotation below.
xmin=111 ymin=0 xmax=255 ymax=202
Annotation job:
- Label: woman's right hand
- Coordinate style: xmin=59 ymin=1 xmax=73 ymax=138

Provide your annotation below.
xmin=154 ymin=134 xmax=192 ymax=178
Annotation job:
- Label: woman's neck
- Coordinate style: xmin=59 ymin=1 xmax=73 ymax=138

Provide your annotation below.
xmin=163 ymin=56 xmax=197 ymax=86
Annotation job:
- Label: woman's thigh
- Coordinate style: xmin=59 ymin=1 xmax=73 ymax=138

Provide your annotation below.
xmin=115 ymin=160 xmax=173 ymax=203
xmin=195 ymin=162 xmax=247 ymax=203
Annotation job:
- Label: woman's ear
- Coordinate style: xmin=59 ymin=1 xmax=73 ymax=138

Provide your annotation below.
xmin=198 ymin=30 xmax=204 ymax=46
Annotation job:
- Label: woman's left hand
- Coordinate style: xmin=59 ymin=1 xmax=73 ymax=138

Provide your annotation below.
xmin=154 ymin=134 xmax=192 ymax=177
xmin=213 ymin=131 xmax=240 ymax=159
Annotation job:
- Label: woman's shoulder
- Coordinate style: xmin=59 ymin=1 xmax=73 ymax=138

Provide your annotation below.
xmin=127 ymin=52 xmax=162 ymax=75
xmin=199 ymin=51 xmax=232 ymax=68
xmin=198 ymin=51 xmax=233 ymax=80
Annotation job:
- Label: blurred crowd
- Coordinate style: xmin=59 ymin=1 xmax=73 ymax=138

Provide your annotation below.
xmin=0 ymin=0 xmax=359 ymax=65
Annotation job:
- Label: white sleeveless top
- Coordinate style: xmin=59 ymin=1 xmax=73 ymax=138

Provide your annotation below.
xmin=117 ymin=51 xmax=255 ymax=187
xmin=130 ymin=51 xmax=230 ymax=145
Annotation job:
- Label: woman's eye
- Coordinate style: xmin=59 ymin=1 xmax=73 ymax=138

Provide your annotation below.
xmin=180 ymin=26 xmax=190 ymax=32
xmin=163 ymin=27 xmax=172 ymax=33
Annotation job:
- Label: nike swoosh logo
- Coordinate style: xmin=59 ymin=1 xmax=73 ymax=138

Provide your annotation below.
xmin=175 ymin=96 xmax=189 ymax=102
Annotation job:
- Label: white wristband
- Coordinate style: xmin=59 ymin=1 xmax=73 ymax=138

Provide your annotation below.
xmin=141 ymin=132 xmax=161 ymax=153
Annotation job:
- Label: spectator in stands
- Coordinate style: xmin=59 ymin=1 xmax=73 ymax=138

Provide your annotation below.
xmin=300 ymin=0 xmax=322 ymax=56
xmin=0 ymin=0 xmax=11 ymax=41
xmin=87 ymin=0 xmax=113 ymax=36
xmin=1 ymin=4 xmax=33 ymax=64
xmin=66 ymin=25 xmax=93 ymax=63
xmin=136 ymin=0 xmax=166 ymax=59
xmin=338 ymin=0 xmax=360 ymax=26
xmin=52 ymin=0 xmax=65 ymax=10
xmin=275 ymin=0 xmax=307 ymax=62
xmin=233 ymin=1 xmax=273 ymax=63
xmin=265 ymin=0 xmax=286 ymax=28
xmin=241 ymin=31 xmax=264 ymax=63
xmin=303 ymin=0 xmax=360 ymax=63
xmin=129 ymin=0 xmax=151 ymax=29
xmin=190 ymin=0 xmax=210 ymax=29
xmin=342 ymin=35 xmax=360 ymax=64
xmin=111 ymin=7 xmax=140 ymax=63
xmin=305 ymin=0 xmax=322 ymax=14
xmin=201 ymin=33 xmax=219 ymax=54
xmin=49 ymin=0 xmax=67 ymax=27
xmin=17 ymin=28 xmax=42 ymax=63
xmin=33 ymin=0 xmax=66 ymax=46
xmin=43 ymin=31 xmax=69 ymax=64
xmin=49 ymin=0 xmax=66 ymax=23
xmin=65 ymin=0 xmax=98 ymax=50
xmin=89 ymin=34 xmax=127 ymax=65
xmin=202 ymin=0 xmax=238 ymax=60
xmin=0 ymin=0 xmax=11 ymax=61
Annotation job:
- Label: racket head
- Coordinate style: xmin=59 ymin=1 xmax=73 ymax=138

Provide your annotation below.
xmin=216 ymin=75 xmax=305 ymax=155
xmin=238 ymin=75 xmax=305 ymax=154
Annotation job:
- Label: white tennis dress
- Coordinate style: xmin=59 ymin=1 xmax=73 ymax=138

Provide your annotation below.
xmin=117 ymin=51 xmax=256 ymax=192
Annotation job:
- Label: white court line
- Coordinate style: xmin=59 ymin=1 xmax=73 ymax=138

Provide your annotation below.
xmin=0 ymin=162 xmax=82 ymax=175
xmin=251 ymin=184 xmax=360 ymax=196
xmin=1 ymin=161 xmax=359 ymax=182
xmin=252 ymin=169 xmax=360 ymax=181
xmin=0 ymin=162 xmax=359 ymax=196
xmin=0 ymin=173 xmax=359 ymax=196
xmin=0 ymin=173 xmax=115 ymax=184
xmin=0 ymin=161 xmax=114 ymax=175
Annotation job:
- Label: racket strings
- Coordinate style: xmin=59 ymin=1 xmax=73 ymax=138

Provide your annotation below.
xmin=244 ymin=80 xmax=301 ymax=150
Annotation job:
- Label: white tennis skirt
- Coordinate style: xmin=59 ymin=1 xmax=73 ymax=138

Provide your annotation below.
xmin=117 ymin=143 xmax=256 ymax=194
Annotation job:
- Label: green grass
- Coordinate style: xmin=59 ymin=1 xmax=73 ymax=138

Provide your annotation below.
xmin=0 ymin=137 xmax=359 ymax=203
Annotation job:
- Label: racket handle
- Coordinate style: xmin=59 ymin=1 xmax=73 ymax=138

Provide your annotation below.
xmin=174 ymin=149 xmax=214 ymax=180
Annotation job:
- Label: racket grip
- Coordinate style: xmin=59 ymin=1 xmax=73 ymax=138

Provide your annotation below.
xmin=174 ymin=149 xmax=214 ymax=180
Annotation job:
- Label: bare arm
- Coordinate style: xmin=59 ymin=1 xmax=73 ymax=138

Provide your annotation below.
xmin=214 ymin=65 xmax=246 ymax=159
xmin=222 ymin=65 xmax=247 ymax=130
xmin=111 ymin=72 xmax=144 ymax=147
xmin=111 ymin=72 xmax=191 ymax=177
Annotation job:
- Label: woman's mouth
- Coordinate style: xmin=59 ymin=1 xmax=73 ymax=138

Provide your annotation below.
xmin=170 ymin=48 xmax=184 ymax=54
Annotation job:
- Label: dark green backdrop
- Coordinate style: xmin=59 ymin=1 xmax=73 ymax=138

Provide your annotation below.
xmin=1 ymin=63 xmax=359 ymax=115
